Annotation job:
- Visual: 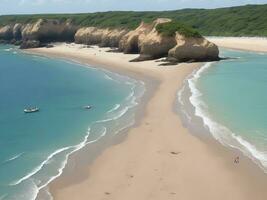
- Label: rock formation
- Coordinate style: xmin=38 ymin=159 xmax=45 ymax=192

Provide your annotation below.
xmin=134 ymin=18 xmax=177 ymax=61
xmin=13 ymin=23 xmax=23 ymax=40
xmin=0 ymin=25 xmax=14 ymax=41
xmin=22 ymin=19 xmax=77 ymax=42
xmin=119 ymin=22 xmax=153 ymax=54
xmin=75 ymin=27 xmax=105 ymax=45
xmin=20 ymin=40 xmax=41 ymax=49
xmin=168 ymin=33 xmax=219 ymax=62
xmin=100 ymin=29 xmax=128 ymax=47
xmin=0 ymin=17 xmax=219 ymax=61
xmin=75 ymin=27 xmax=128 ymax=48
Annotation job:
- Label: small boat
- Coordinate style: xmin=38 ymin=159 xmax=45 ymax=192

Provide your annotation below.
xmin=24 ymin=107 xmax=40 ymax=113
xmin=84 ymin=105 xmax=92 ymax=110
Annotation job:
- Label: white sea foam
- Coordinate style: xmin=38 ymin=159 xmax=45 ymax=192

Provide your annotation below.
xmin=4 ymin=48 xmax=12 ymax=52
xmin=9 ymin=76 xmax=142 ymax=199
xmin=177 ymin=84 xmax=192 ymax=122
xmin=8 ymin=125 xmax=107 ymax=200
xmin=37 ymin=126 xmax=107 ymax=191
xmin=2 ymin=46 xmax=146 ymax=200
xmin=3 ymin=152 xmax=24 ymax=164
xmin=9 ymin=147 xmax=72 ymax=186
xmin=186 ymin=62 xmax=267 ymax=172
xmin=107 ymin=104 xmax=121 ymax=113
xmin=97 ymin=107 xmax=129 ymax=123
xmin=104 ymin=74 xmax=120 ymax=83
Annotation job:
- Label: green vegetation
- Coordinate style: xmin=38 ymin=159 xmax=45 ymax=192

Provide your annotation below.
xmin=156 ymin=21 xmax=201 ymax=38
xmin=1 ymin=4 xmax=267 ymax=36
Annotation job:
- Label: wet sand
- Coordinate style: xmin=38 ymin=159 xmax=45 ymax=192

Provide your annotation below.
xmin=28 ymin=43 xmax=267 ymax=200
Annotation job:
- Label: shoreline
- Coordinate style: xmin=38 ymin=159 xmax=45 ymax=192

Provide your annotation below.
xmin=207 ymin=37 xmax=267 ymax=53
xmin=27 ymin=43 xmax=267 ymax=200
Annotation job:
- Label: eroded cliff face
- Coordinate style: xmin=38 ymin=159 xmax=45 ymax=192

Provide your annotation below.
xmin=0 ymin=19 xmax=78 ymax=48
xmin=0 ymin=17 xmax=219 ymax=62
xmin=13 ymin=24 xmax=23 ymax=40
xmin=135 ymin=18 xmax=177 ymax=60
xmin=119 ymin=21 xmax=153 ymax=54
xmin=75 ymin=27 xmax=128 ymax=48
xmin=0 ymin=25 xmax=14 ymax=41
xmin=101 ymin=29 xmax=129 ymax=47
xmin=22 ymin=19 xmax=77 ymax=42
xmin=168 ymin=33 xmax=219 ymax=62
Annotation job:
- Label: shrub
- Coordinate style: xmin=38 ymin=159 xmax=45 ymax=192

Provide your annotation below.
xmin=156 ymin=21 xmax=201 ymax=38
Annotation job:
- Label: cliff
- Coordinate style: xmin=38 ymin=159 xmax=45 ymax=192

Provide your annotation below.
xmin=21 ymin=19 xmax=77 ymax=42
xmin=0 ymin=17 xmax=219 ymax=62
xmin=0 ymin=25 xmax=14 ymax=41
xmin=119 ymin=21 xmax=153 ymax=53
xmin=133 ymin=18 xmax=177 ymax=61
xmin=75 ymin=27 xmax=128 ymax=47
xmin=0 ymin=19 xmax=77 ymax=48
xmin=168 ymin=33 xmax=219 ymax=62
xmin=120 ymin=19 xmax=219 ymax=62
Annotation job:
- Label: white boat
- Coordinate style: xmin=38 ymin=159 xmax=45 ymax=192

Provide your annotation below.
xmin=24 ymin=107 xmax=40 ymax=113
xmin=84 ymin=105 xmax=92 ymax=110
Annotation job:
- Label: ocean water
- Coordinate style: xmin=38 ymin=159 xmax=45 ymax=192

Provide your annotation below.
xmin=0 ymin=45 xmax=145 ymax=199
xmin=178 ymin=48 xmax=267 ymax=172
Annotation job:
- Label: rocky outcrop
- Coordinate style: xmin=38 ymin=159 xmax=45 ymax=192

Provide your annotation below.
xmin=75 ymin=27 xmax=108 ymax=45
xmin=22 ymin=19 xmax=77 ymax=42
xmin=20 ymin=40 xmax=41 ymax=49
xmin=100 ymin=29 xmax=128 ymax=47
xmin=0 ymin=17 xmax=219 ymax=61
xmin=119 ymin=22 xmax=154 ymax=54
xmin=0 ymin=25 xmax=14 ymax=41
xmin=75 ymin=27 xmax=128 ymax=48
xmin=13 ymin=23 xmax=23 ymax=40
xmin=135 ymin=18 xmax=177 ymax=60
xmin=120 ymin=18 xmax=219 ymax=62
xmin=0 ymin=19 xmax=78 ymax=48
xmin=168 ymin=33 xmax=219 ymax=62
xmin=119 ymin=18 xmax=179 ymax=61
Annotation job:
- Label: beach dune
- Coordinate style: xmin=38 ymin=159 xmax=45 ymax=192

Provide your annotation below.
xmin=27 ymin=43 xmax=267 ymax=200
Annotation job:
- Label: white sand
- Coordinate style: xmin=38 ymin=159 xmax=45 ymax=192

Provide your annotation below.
xmin=208 ymin=37 xmax=267 ymax=52
xmin=27 ymin=43 xmax=267 ymax=200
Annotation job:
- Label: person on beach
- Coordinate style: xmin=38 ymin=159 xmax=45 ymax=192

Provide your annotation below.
xmin=234 ymin=156 xmax=240 ymax=164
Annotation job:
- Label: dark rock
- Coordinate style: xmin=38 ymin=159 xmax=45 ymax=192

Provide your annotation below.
xmin=20 ymin=40 xmax=41 ymax=49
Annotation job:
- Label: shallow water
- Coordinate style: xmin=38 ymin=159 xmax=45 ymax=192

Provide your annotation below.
xmin=0 ymin=45 xmax=145 ymax=199
xmin=178 ymin=48 xmax=267 ymax=172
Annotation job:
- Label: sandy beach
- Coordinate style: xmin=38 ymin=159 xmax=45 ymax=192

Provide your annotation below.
xmin=208 ymin=37 xmax=267 ymax=53
xmin=27 ymin=42 xmax=267 ymax=200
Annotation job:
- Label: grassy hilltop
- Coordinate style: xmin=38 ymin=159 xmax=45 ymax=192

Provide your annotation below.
xmin=1 ymin=4 xmax=267 ymax=36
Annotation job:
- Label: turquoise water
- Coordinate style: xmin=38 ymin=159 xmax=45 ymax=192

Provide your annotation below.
xmin=183 ymin=49 xmax=267 ymax=172
xmin=0 ymin=45 xmax=144 ymax=199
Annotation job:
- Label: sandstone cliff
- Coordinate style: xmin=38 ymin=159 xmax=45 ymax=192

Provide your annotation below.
xmin=22 ymin=19 xmax=77 ymax=42
xmin=0 ymin=25 xmax=14 ymax=41
xmin=168 ymin=33 xmax=219 ymax=62
xmin=0 ymin=17 xmax=219 ymax=61
xmin=75 ymin=27 xmax=128 ymax=48
xmin=100 ymin=29 xmax=129 ymax=47
xmin=13 ymin=24 xmax=23 ymax=40
xmin=119 ymin=21 xmax=153 ymax=53
xmin=135 ymin=18 xmax=177 ymax=60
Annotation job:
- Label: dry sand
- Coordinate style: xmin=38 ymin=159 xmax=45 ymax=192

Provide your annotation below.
xmin=208 ymin=37 xmax=267 ymax=52
xmin=27 ymin=43 xmax=267 ymax=200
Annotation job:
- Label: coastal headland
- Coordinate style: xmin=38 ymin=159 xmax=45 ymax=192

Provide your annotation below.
xmin=27 ymin=41 xmax=267 ymax=200
xmin=1 ymin=10 xmax=267 ymax=200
